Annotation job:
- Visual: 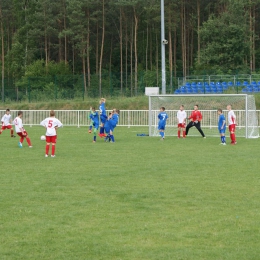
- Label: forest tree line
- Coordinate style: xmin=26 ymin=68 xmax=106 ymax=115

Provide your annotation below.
xmin=1 ymin=0 xmax=260 ymax=99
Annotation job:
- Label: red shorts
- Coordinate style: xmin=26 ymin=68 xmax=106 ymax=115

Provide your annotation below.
xmin=178 ymin=123 xmax=186 ymax=128
xmin=229 ymin=124 xmax=236 ymax=133
xmin=17 ymin=131 xmax=28 ymax=137
xmin=1 ymin=125 xmax=12 ymax=130
xmin=46 ymin=135 xmax=57 ymax=143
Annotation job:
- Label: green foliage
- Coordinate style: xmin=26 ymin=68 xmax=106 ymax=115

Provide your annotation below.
xmin=197 ymin=2 xmax=250 ymax=71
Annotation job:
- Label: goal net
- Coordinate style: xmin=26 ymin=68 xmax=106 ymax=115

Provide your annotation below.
xmin=149 ymin=94 xmax=259 ymax=138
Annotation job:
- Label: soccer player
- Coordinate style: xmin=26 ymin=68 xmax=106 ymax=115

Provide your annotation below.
xmin=13 ymin=111 xmax=32 ymax=148
xmin=105 ymin=109 xmax=119 ymax=143
xmin=227 ymin=104 xmax=237 ymax=145
xmin=98 ymin=98 xmax=107 ymax=137
xmin=158 ymin=107 xmax=168 ymax=140
xmin=89 ymin=107 xmax=99 ymax=142
xmin=186 ymin=104 xmax=206 ymax=138
xmin=177 ymin=105 xmax=186 ymax=138
xmin=0 ymin=108 xmax=15 ymax=137
xmin=217 ymin=109 xmax=226 ymax=145
xmin=40 ymin=110 xmax=63 ymax=157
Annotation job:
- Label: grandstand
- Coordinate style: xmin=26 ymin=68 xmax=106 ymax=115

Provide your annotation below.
xmin=174 ymin=74 xmax=260 ymax=94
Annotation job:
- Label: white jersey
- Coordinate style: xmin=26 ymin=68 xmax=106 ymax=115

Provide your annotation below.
xmin=228 ymin=110 xmax=236 ymax=125
xmin=1 ymin=114 xmax=12 ymax=126
xmin=13 ymin=117 xmax=24 ymax=133
xmin=177 ymin=110 xmax=187 ymax=124
xmin=40 ymin=117 xmax=63 ymax=136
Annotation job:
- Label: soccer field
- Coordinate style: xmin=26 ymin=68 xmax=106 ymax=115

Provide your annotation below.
xmin=1 ymin=126 xmax=260 ymax=259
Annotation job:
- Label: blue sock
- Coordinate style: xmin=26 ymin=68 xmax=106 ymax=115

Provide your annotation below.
xmin=100 ymin=127 xmax=104 ymax=134
xmin=223 ymin=136 xmax=226 ymax=143
xmin=89 ymin=125 xmax=92 ymax=130
xmin=159 ymin=132 xmax=163 ymax=138
xmin=111 ymin=135 xmax=115 ymax=142
xmin=221 ymin=136 xmax=223 ymax=143
xmin=94 ymin=136 xmax=96 ymax=141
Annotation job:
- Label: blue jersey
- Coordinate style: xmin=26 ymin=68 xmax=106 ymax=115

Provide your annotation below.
xmin=110 ymin=113 xmax=119 ymax=127
xmin=158 ymin=112 xmax=168 ymax=125
xmin=90 ymin=111 xmax=99 ymax=128
xmin=99 ymin=103 xmax=106 ymax=116
xmin=218 ymin=114 xmax=226 ymax=131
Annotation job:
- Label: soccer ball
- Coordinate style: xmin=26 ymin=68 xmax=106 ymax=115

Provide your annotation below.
xmin=40 ymin=135 xmax=46 ymax=141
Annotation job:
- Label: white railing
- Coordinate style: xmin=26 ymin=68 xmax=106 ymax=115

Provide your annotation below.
xmin=1 ymin=109 xmax=260 ymax=127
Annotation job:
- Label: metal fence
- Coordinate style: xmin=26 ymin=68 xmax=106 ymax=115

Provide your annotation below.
xmin=1 ymin=110 xmax=260 ymax=128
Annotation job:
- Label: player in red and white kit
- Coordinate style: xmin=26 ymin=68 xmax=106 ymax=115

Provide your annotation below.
xmin=227 ymin=104 xmax=237 ymax=145
xmin=186 ymin=104 xmax=206 ymax=138
xmin=0 ymin=109 xmax=15 ymax=137
xmin=177 ymin=105 xmax=187 ymax=138
xmin=40 ymin=110 xmax=63 ymax=157
xmin=13 ymin=111 xmax=32 ymax=148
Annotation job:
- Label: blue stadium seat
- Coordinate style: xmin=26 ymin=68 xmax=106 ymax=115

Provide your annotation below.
xmin=243 ymin=81 xmax=249 ymax=87
xmin=257 ymin=81 xmax=260 ymax=86
xmin=241 ymin=88 xmax=247 ymax=93
xmin=210 ymin=82 xmax=215 ymax=87
xmin=198 ymin=87 xmax=204 ymax=93
xmin=191 ymin=82 xmax=197 ymax=87
xmin=228 ymin=81 xmax=233 ymax=87
xmin=181 ymin=88 xmax=187 ymax=94
xmin=174 ymin=89 xmax=181 ymax=94
xmin=185 ymin=82 xmax=191 ymax=87
xmin=253 ymin=87 xmax=259 ymax=93
xmin=192 ymin=88 xmax=198 ymax=94
xmin=251 ymin=81 xmax=257 ymax=86
xmin=236 ymin=81 xmax=241 ymax=86
xmin=205 ymin=87 xmax=211 ymax=94
xmin=217 ymin=86 xmax=223 ymax=93
xmin=197 ymin=82 xmax=203 ymax=87
xmin=216 ymin=82 xmax=221 ymax=87
xmin=211 ymin=88 xmax=217 ymax=94
xmin=247 ymin=86 xmax=253 ymax=93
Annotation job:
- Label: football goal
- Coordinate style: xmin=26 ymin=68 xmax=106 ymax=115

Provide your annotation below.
xmin=149 ymin=94 xmax=259 ymax=138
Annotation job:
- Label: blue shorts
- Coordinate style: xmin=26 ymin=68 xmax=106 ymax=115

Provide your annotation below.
xmin=158 ymin=123 xmax=166 ymax=131
xmin=218 ymin=128 xmax=226 ymax=134
xmin=100 ymin=114 xmax=107 ymax=124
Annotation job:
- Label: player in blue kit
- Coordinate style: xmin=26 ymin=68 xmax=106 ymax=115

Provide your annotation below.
xmin=105 ymin=109 xmax=119 ymax=143
xmin=98 ymin=98 xmax=107 ymax=137
xmin=89 ymin=107 xmax=99 ymax=142
xmin=217 ymin=108 xmax=226 ymax=145
xmin=158 ymin=107 xmax=168 ymax=140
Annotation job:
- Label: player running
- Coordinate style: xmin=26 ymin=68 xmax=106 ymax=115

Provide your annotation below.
xmin=13 ymin=111 xmax=32 ymax=148
xmin=227 ymin=104 xmax=237 ymax=145
xmin=89 ymin=107 xmax=99 ymax=143
xmin=40 ymin=110 xmax=63 ymax=157
xmin=177 ymin=105 xmax=186 ymax=138
xmin=186 ymin=104 xmax=206 ymax=138
xmin=158 ymin=107 xmax=168 ymax=140
xmin=98 ymin=98 xmax=107 ymax=137
xmin=217 ymin=109 xmax=226 ymax=145
xmin=0 ymin=109 xmax=15 ymax=137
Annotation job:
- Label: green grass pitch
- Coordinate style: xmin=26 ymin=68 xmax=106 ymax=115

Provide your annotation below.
xmin=1 ymin=126 xmax=260 ymax=259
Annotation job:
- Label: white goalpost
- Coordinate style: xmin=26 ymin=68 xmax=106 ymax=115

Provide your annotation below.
xmin=149 ymin=94 xmax=259 ymax=138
